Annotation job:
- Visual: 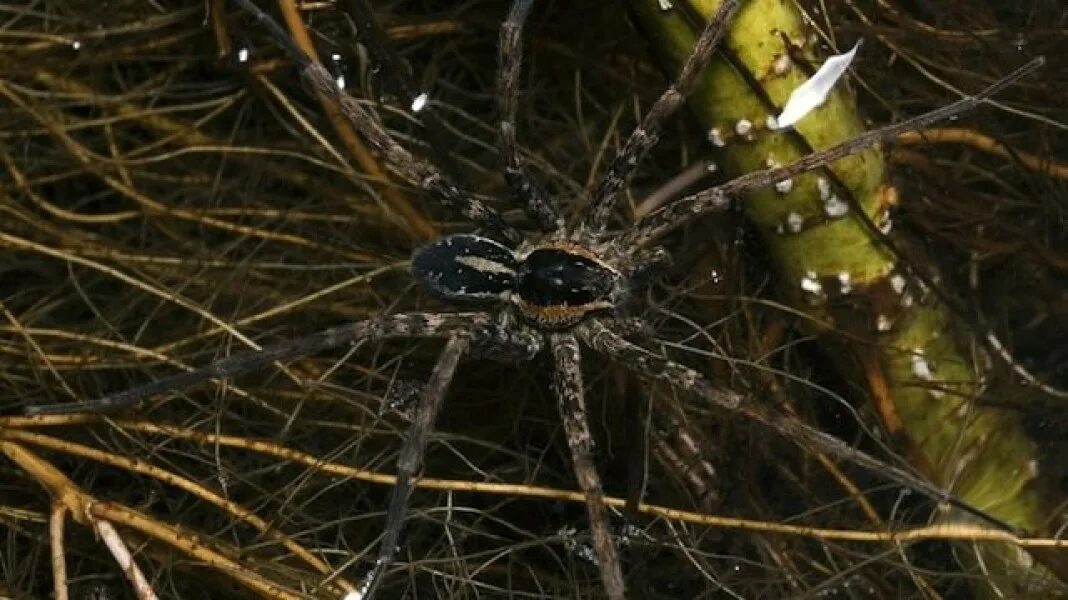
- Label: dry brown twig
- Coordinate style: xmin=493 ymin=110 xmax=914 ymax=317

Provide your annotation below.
xmin=1 ymin=439 xmax=312 ymax=599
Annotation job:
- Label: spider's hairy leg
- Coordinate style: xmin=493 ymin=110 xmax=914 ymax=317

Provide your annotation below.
xmin=229 ymin=0 xmax=521 ymax=243
xmin=583 ymin=0 xmax=740 ymax=237
xmin=549 ymin=333 xmax=627 ymax=600
xmin=340 ymin=0 xmax=468 ymax=187
xmin=359 ymin=335 xmax=469 ymax=600
xmin=578 ymin=320 xmax=1019 ymax=533
xmin=622 ymin=245 xmax=672 ymax=292
xmin=24 ymin=312 xmax=493 ymax=416
xmin=498 ymin=0 xmax=558 ymax=232
xmin=623 ymin=55 xmax=1046 ymax=248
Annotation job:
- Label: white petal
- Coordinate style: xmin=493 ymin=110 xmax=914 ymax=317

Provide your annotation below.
xmin=411 ymin=92 xmax=429 ymax=112
xmin=773 ymin=40 xmax=861 ymax=130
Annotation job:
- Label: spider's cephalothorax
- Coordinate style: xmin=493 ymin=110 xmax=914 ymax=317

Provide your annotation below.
xmin=411 ymin=234 xmax=626 ymax=329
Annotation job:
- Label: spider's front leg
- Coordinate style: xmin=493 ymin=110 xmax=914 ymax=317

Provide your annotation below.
xmin=622 ymin=57 xmax=1046 ymax=249
xmin=550 ymin=333 xmax=626 ymax=600
xmin=583 ymin=0 xmax=740 ymax=237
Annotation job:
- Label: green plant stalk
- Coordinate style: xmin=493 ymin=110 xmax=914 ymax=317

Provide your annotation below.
xmin=627 ymin=0 xmax=1065 ymax=595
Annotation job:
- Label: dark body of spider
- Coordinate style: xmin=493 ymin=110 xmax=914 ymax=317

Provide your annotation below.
xmin=22 ymin=0 xmax=1031 ymax=598
xmin=412 ymin=234 xmax=626 ymax=329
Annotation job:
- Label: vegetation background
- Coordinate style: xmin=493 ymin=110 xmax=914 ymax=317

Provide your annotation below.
xmin=0 ymin=1 xmax=1064 ymax=598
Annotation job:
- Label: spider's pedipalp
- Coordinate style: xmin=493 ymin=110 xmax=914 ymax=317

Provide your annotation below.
xmin=550 ymin=332 xmax=626 ymax=600
xmin=620 ymin=244 xmax=672 ymax=294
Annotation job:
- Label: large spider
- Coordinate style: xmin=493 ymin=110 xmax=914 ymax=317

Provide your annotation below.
xmin=21 ymin=0 xmax=1041 ymax=597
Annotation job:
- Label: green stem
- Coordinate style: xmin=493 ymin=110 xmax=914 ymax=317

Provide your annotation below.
xmin=627 ymin=0 xmax=1066 ymax=595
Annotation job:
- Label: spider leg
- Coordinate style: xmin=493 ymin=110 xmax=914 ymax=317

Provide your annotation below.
xmin=498 ymin=0 xmax=558 ymax=232
xmin=579 ymin=319 xmax=1018 ymax=534
xmin=622 ymin=55 xmax=1046 ymax=249
xmin=651 ymin=403 xmax=723 ymax=513
xmin=340 ymin=0 xmax=469 ymax=189
xmin=24 ymin=312 xmax=494 ymax=416
xmin=230 ymin=0 xmax=521 ymax=243
xmin=583 ymin=0 xmax=741 ymax=237
xmin=549 ymin=333 xmax=626 ymax=600
xmin=359 ymin=334 xmax=469 ymax=599
xmin=621 ymin=245 xmax=672 ymax=293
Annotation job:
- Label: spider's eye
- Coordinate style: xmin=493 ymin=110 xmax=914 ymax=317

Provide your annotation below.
xmin=411 ymin=234 xmax=518 ymax=304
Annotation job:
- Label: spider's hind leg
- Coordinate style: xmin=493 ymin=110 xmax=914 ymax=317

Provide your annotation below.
xmin=359 ymin=335 xmax=469 ymax=599
xmin=230 ymin=0 xmax=521 ymax=242
xmin=550 ymin=332 xmax=627 ymax=600
xmin=579 ymin=319 xmax=1015 ymax=532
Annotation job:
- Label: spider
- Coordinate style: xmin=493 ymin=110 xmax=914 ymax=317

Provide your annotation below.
xmin=22 ymin=0 xmax=1041 ymax=597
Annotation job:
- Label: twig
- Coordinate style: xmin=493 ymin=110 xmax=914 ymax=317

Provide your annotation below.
xmin=92 ymin=518 xmax=159 ymax=600
xmin=4 ymin=417 xmax=1065 ymax=549
xmin=49 ymin=503 xmax=69 ymax=600
xmin=897 ymin=127 xmax=1068 ymax=180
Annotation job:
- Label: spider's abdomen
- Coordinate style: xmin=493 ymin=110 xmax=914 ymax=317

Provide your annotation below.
xmin=515 ymin=243 xmax=620 ymax=329
xmin=411 ymin=234 xmax=518 ymax=303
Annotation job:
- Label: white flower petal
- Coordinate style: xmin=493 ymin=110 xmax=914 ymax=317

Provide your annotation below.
xmin=774 ymin=40 xmax=861 ymax=130
xmin=411 ymin=92 xmax=429 ymax=112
